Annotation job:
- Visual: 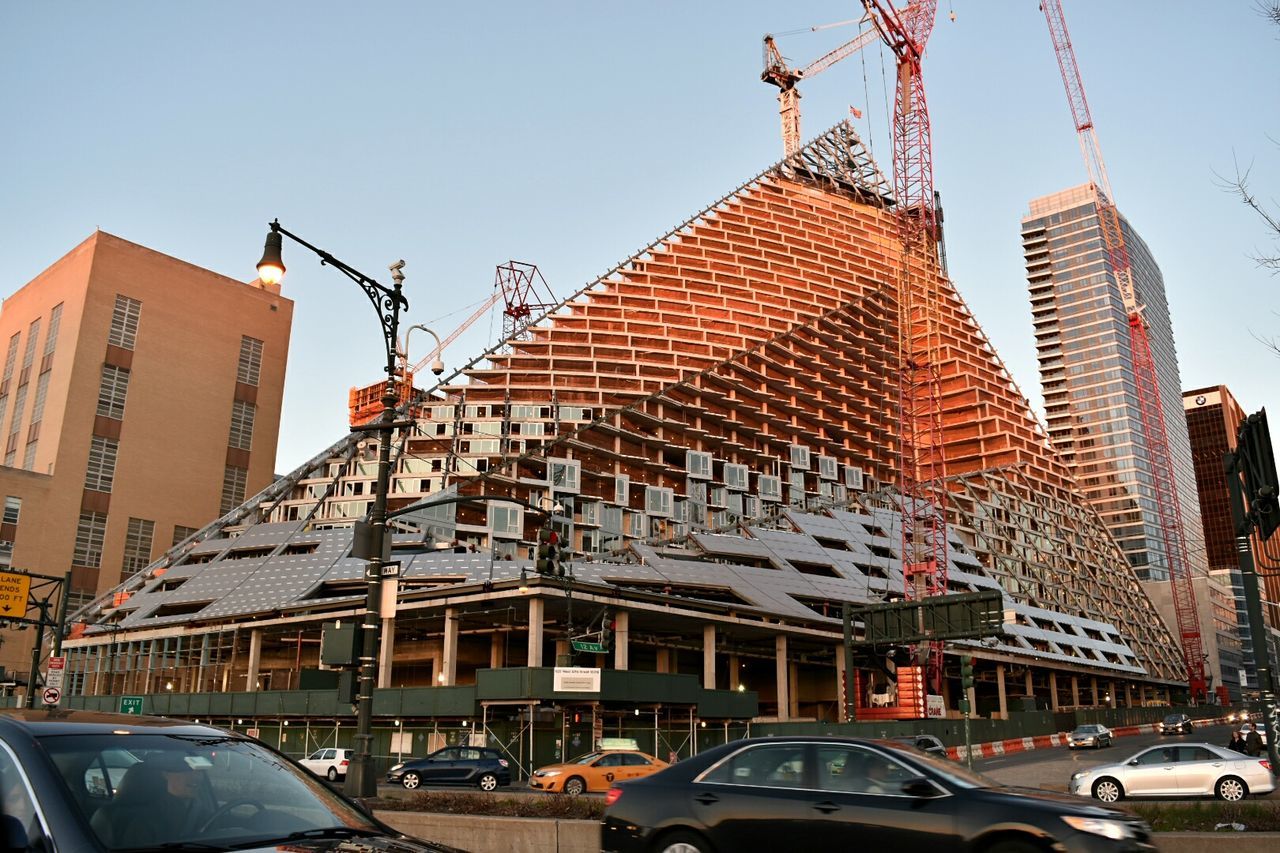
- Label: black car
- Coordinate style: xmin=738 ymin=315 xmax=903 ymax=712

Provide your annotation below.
xmin=1159 ymin=713 xmax=1194 ymax=735
xmin=602 ymin=736 xmax=1155 ymax=853
xmin=386 ymin=746 xmax=511 ymax=791
xmin=890 ymin=734 xmax=949 ymax=758
xmin=0 ymin=708 xmax=460 ymax=852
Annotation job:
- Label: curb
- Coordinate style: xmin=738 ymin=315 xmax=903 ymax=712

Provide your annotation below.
xmin=944 ymin=715 xmax=1230 ymax=761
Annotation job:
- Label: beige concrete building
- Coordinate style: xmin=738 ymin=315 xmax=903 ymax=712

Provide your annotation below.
xmin=0 ymin=231 xmax=292 ymax=682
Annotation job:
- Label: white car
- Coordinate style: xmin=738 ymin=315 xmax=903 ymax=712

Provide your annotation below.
xmin=299 ymin=747 xmax=353 ymax=781
xmin=1069 ymin=743 xmax=1274 ymax=803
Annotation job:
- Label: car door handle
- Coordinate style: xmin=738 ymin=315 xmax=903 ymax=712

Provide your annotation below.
xmin=1211 ymin=763 xmax=1223 ymax=767
xmin=813 ymin=801 xmax=840 ymax=814
xmin=694 ymin=793 xmax=720 ymax=805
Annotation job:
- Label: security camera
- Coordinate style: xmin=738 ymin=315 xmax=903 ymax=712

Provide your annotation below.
xmin=430 ymin=358 xmax=445 ymax=376
xmin=388 ymin=259 xmax=406 ymax=273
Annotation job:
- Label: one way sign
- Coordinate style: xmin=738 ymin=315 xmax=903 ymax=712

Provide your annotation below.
xmin=0 ymin=571 xmax=31 ymax=617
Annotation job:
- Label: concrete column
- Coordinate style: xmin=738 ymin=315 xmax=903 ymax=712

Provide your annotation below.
xmin=728 ymin=654 xmax=740 ymax=691
xmin=490 ymin=633 xmax=506 ymax=669
xmin=656 ymin=648 xmax=671 ymax=673
xmin=1049 ymin=672 xmax=1060 ymax=711
xmin=1071 ymin=676 xmax=1080 ymax=708
xmin=703 ymin=625 xmax=716 ymax=689
xmin=1090 ymin=677 xmax=1099 ymax=707
xmin=789 ymin=662 xmax=801 ymax=719
xmin=614 ymin=611 xmax=629 ymax=671
xmin=1024 ymin=669 xmax=1034 ymax=702
xmin=377 ymin=617 xmax=395 ymax=688
xmin=1108 ymin=680 xmax=1117 ymax=709
xmin=775 ymin=635 xmax=790 ymax=721
xmin=441 ymin=607 xmax=458 ymax=686
xmin=555 ymin=639 xmax=570 ymax=666
xmin=996 ymin=664 xmax=1008 ymax=720
xmin=1124 ymin=682 xmax=1133 ymax=708
xmin=528 ymin=598 xmax=544 ymax=668
xmin=246 ymin=630 xmax=263 ymax=692
xmin=835 ymin=647 xmax=848 ymax=722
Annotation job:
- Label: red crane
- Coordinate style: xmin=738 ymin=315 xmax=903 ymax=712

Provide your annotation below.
xmin=861 ymin=0 xmax=949 ymax=691
xmin=1039 ymin=0 xmax=1206 ymax=700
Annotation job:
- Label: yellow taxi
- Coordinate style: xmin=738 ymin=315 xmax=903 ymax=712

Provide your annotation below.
xmin=530 ymin=748 xmax=668 ymax=795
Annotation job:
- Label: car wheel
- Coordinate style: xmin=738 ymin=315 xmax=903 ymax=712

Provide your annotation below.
xmin=478 ymin=773 xmax=499 ymax=792
xmin=653 ymin=830 xmax=712 ymax=853
xmin=1216 ymin=776 xmax=1248 ymax=802
xmin=1092 ymin=777 xmax=1123 ymax=803
xmin=402 ymin=771 xmax=421 ymax=790
xmin=563 ymin=776 xmax=586 ymax=796
xmin=983 ymin=840 xmax=1040 ymax=853
xmin=327 ymin=767 xmax=338 ymax=781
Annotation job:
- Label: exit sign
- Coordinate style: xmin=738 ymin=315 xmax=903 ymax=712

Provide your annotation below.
xmin=119 ymin=696 xmax=144 ymax=715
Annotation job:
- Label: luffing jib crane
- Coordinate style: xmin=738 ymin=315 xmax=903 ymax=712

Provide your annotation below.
xmin=1039 ymin=0 xmax=1206 ymax=700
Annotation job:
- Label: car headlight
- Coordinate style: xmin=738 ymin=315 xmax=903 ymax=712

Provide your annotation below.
xmin=389 ymin=763 xmax=403 ymax=773
xmin=1071 ymin=771 xmax=1088 ymax=780
xmin=539 ymin=770 xmax=561 ymax=778
xmin=1062 ymin=816 xmax=1133 ymax=840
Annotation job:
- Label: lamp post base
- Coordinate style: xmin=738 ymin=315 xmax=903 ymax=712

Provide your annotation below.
xmin=343 ymin=754 xmax=379 ymax=799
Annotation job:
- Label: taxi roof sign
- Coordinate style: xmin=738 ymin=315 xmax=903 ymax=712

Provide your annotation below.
xmin=0 ymin=572 xmax=30 ymax=618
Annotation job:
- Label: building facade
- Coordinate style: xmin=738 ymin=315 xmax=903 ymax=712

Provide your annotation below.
xmin=1022 ymin=185 xmax=1204 ymax=581
xmin=63 ymin=125 xmax=1187 ymax=731
xmin=0 ymin=231 xmax=292 ymax=680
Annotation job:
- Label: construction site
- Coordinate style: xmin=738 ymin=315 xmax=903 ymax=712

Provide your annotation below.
xmin=55 ymin=2 xmax=1228 ymax=776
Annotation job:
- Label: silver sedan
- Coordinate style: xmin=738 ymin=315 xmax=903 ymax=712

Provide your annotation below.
xmin=1069 ymin=743 xmax=1275 ymax=803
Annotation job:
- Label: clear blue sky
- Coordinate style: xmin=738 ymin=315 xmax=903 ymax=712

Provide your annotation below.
xmin=3 ymin=2 xmax=1276 ymax=474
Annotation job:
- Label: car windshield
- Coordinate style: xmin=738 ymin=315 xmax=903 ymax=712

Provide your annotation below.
xmin=39 ymin=732 xmax=381 ymax=852
xmin=570 ymin=751 xmax=605 ymax=765
xmin=1163 ymin=715 xmax=1183 ymax=724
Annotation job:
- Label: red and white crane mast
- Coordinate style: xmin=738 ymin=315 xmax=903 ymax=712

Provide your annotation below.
xmin=1039 ymin=0 xmax=1206 ymax=700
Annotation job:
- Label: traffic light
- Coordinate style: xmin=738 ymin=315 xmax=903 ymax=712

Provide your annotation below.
xmin=961 ymin=656 xmax=975 ymax=691
xmin=535 ymin=527 xmax=558 ymax=575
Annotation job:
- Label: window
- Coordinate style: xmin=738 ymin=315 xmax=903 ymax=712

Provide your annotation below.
xmin=237 ymin=336 xmax=264 ymax=386
xmin=122 ymin=518 xmax=155 ymax=578
xmin=758 ymin=475 xmax=781 ymax=502
xmin=43 ymin=303 xmax=62 ymax=359
xmin=843 ymin=466 xmax=865 ymax=490
xmin=700 ymin=743 xmax=807 ymax=788
xmin=220 ymin=466 xmax=247 ymax=514
xmin=645 ymin=486 xmax=673 ymax=517
xmin=2 ymin=496 xmax=20 ymax=525
xmin=818 ymin=456 xmax=838 ymax=480
xmin=687 ymin=450 xmax=712 ymax=479
xmin=96 ymin=365 xmax=131 ymax=420
xmin=814 ymin=745 xmax=917 ymax=795
xmin=84 ymin=436 xmax=119 ymax=493
xmin=228 ymin=400 xmax=256 ymax=451
xmin=172 ymin=525 xmax=198 ymax=546
xmin=488 ymin=503 xmax=523 ymax=536
xmin=549 ymin=458 xmax=581 ymax=493
xmin=73 ymin=511 xmax=108 ymax=567
xmin=580 ymin=501 xmax=600 ymax=525
xmin=614 ymin=475 xmax=629 ymax=505
xmin=789 ymin=444 xmax=810 ymax=470
xmin=19 ymin=319 xmax=40 ymax=384
xmin=107 ymin=295 xmax=142 ymax=350
xmin=724 ymin=464 xmax=748 ymax=490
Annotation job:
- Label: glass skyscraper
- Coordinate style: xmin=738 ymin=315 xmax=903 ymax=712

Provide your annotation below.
xmin=1022 ymin=184 xmax=1204 ymax=581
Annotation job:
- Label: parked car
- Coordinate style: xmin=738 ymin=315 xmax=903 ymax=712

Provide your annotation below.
xmin=532 ymin=749 xmax=668 ymax=795
xmin=299 ymin=746 xmax=354 ymax=781
xmin=1069 ymin=743 xmax=1274 ymax=803
xmin=1068 ymin=724 xmax=1114 ymax=750
xmin=601 ymin=736 xmax=1155 ymax=852
xmin=889 ymin=734 xmax=948 ymax=758
xmin=1159 ymin=713 xmax=1193 ymax=735
xmin=387 ymin=746 xmax=511 ymax=791
xmin=0 ymin=708 xmax=459 ymax=852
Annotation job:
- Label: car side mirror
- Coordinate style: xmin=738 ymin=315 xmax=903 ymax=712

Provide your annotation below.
xmin=1127 ymin=759 xmax=1140 ymax=766
xmin=900 ymin=777 xmax=938 ymax=798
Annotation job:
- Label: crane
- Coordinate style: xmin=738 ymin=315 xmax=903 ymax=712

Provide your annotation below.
xmin=761 ymin=5 xmax=920 ymax=157
xmin=1038 ymin=0 xmax=1206 ymax=701
xmin=860 ymin=0 xmax=948 ymax=694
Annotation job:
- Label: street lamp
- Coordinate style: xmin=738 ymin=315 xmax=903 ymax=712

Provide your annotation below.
xmin=256 ymin=219 xmax=409 ymax=799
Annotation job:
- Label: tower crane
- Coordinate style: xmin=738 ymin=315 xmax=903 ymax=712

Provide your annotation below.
xmin=761 ymin=4 xmax=920 ymax=157
xmin=860 ymin=0 xmax=949 ymax=691
xmin=1038 ymin=0 xmax=1206 ymax=700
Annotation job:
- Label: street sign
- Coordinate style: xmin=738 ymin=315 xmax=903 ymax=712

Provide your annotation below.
xmin=570 ymin=640 xmax=607 ymax=654
xmin=45 ymin=655 xmax=66 ymax=691
xmin=0 ymin=571 xmax=31 ymax=617
xmin=119 ymin=696 xmax=144 ymax=715
xmin=42 ymin=687 xmax=61 ymax=706
xmin=245 ymin=727 xmax=261 ymax=739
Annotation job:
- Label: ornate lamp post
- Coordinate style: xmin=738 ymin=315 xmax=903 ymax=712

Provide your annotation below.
xmin=257 ymin=220 xmax=408 ymax=798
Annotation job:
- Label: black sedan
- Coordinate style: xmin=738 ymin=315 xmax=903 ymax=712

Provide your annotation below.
xmin=602 ymin=736 xmax=1155 ymax=853
xmin=386 ymin=746 xmax=511 ymax=790
xmin=0 ymin=708 xmax=459 ymax=852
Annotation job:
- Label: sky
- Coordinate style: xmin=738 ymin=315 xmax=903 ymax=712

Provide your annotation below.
xmin=2 ymin=1 xmax=1277 ymax=475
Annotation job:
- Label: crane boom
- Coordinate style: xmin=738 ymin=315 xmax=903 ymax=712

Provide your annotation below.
xmin=408 ymin=291 xmax=502 ymax=375
xmin=1039 ymin=0 xmax=1206 ymax=701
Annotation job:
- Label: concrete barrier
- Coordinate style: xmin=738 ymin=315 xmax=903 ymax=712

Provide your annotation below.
xmin=944 ymin=715 xmax=1232 ymax=761
xmin=377 ymin=809 xmax=1279 ymax=853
